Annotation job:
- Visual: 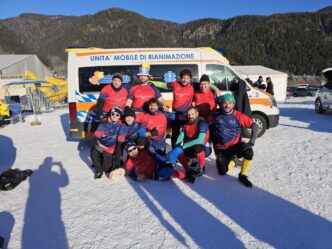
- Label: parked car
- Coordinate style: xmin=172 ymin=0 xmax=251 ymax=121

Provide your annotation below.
xmin=286 ymin=88 xmax=293 ymax=98
xmin=307 ymin=87 xmax=319 ymax=96
xmin=297 ymin=84 xmax=309 ymax=88
xmin=292 ymin=87 xmax=313 ymax=97
xmin=315 ymin=68 xmax=332 ymax=113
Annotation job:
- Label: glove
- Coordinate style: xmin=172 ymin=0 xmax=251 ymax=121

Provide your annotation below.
xmin=124 ymin=106 xmax=131 ymax=113
xmin=150 ymin=127 xmax=158 ymax=136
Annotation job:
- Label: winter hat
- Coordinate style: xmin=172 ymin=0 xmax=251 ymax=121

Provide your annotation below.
xmin=112 ymin=73 xmax=123 ymax=81
xmin=125 ymin=141 xmax=137 ymax=152
xmin=216 ymin=93 xmax=236 ymax=104
xmin=108 ymin=106 xmax=123 ymax=117
xmin=199 ymin=74 xmax=210 ymax=83
xmin=137 ymin=62 xmax=151 ymax=76
xmin=123 ymin=107 xmax=136 ymax=118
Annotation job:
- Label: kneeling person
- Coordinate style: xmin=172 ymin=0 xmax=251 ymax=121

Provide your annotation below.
xmin=212 ymin=93 xmax=259 ymax=187
xmin=173 ymin=106 xmax=211 ymax=176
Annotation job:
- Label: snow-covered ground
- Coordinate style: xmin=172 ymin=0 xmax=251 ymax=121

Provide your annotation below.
xmin=1 ymin=97 xmax=331 ymax=249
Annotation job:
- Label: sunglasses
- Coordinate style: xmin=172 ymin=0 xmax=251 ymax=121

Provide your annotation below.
xmin=111 ymin=112 xmax=121 ymax=117
xmin=127 ymin=146 xmax=137 ymax=153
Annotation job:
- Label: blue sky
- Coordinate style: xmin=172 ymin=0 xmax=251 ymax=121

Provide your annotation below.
xmin=0 ymin=0 xmax=331 ymax=23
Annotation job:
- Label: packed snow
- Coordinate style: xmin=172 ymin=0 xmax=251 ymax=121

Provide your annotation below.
xmin=0 ymin=97 xmax=331 ymax=249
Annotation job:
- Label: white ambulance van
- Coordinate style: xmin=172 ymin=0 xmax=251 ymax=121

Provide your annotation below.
xmin=66 ymin=47 xmax=279 ymax=138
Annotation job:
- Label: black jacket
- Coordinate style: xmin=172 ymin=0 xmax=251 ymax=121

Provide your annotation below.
xmin=230 ymin=80 xmax=252 ymax=117
xmin=266 ymin=82 xmax=274 ymax=96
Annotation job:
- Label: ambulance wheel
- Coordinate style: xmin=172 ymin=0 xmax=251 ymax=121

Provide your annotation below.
xmin=243 ymin=114 xmax=267 ymax=138
xmin=253 ymin=114 xmax=267 ymax=137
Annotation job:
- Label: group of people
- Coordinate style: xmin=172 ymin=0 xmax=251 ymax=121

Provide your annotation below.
xmin=90 ymin=64 xmax=259 ymax=187
xmin=247 ymin=76 xmax=274 ymax=96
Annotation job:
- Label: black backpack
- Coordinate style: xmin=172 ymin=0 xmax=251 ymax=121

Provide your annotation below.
xmin=0 ymin=169 xmax=33 ymax=191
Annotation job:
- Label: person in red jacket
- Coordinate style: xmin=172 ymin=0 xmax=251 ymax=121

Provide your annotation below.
xmin=193 ymin=74 xmax=220 ymax=120
xmin=96 ymin=73 xmax=129 ymax=119
xmin=125 ymin=141 xmax=173 ymax=181
xmin=166 ymin=69 xmax=195 ymax=147
xmin=126 ymin=63 xmax=166 ymax=112
xmin=136 ymin=98 xmax=175 ymax=154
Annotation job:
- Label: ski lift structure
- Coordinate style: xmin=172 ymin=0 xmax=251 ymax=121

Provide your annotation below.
xmin=4 ymin=80 xmax=53 ymax=125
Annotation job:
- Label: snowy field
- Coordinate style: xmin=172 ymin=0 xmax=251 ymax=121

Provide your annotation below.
xmin=1 ymin=97 xmax=331 ymax=249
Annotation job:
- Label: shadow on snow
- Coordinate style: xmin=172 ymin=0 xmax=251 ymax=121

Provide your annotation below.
xmin=189 ymin=167 xmax=332 ymax=249
xmin=60 ymin=113 xmax=94 ymax=173
xmin=130 ymin=165 xmax=332 ymax=248
xmin=0 ymin=135 xmax=17 ymax=172
xmin=129 ymin=179 xmax=245 ymax=249
xmin=0 ymin=135 xmax=16 ymax=248
xmin=21 ymin=157 xmax=69 ymax=249
xmin=0 ymin=212 xmax=15 ymax=249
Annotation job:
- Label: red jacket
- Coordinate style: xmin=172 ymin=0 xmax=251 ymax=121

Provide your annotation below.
xmin=125 ymin=151 xmax=156 ymax=178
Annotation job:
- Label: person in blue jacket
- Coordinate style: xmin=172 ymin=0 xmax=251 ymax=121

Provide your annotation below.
xmin=90 ymin=106 xmax=123 ymax=179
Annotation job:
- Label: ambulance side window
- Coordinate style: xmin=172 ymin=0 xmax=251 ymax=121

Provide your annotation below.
xmin=150 ymin=64 xmax=199 ymax=92
xmin=78 ymin=65 xmax=139 ymax=93
xmin=206 ymin=64 xmax=228 ymax=90
xmin=225 ymin=67 xmax=241 ymax=86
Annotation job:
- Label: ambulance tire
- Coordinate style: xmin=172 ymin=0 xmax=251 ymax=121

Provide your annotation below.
xmin=243 ymin=114 xmax=267 ymax=138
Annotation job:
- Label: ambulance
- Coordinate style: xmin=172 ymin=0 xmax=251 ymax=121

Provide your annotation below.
xmin=66 ymin=47 xmax=279 ymax=138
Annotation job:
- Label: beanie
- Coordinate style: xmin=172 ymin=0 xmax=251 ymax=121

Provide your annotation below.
xmin=199 ymin=74 xmax=210 ymax=83
xmin=216 ymin=93 xmax=236 ymax=104
xmin=125 ymin=141 xmax=137 ymax=152
xmin=112 ymin=73 xmax=123 ymax=82
xmin=123 ymin=107 xmax=136 ymax=118
xmin=108 ymin=106 xmax=123 ymax=117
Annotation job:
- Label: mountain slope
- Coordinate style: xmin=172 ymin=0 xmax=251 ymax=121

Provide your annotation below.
xmin=0 ymin=7 xmax=331 ymax=74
